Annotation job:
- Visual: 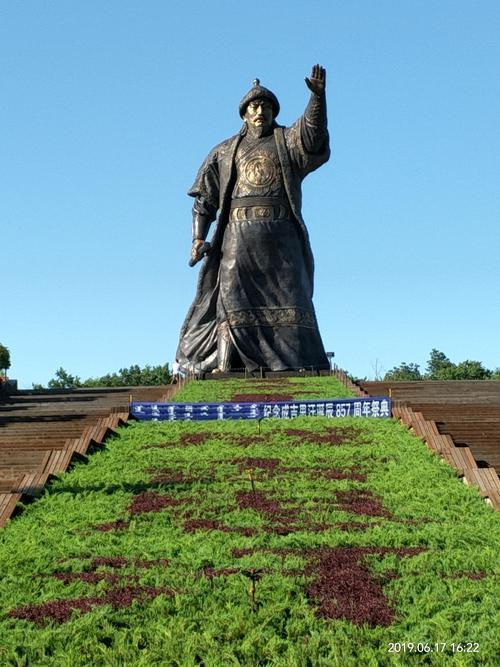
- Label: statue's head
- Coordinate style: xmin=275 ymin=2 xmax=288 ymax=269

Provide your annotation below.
xmin=239 ymin=79 xmax=279 ymax=137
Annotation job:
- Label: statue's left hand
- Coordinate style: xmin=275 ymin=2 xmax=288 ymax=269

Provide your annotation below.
xmin=188 ymin=240 xmax=211 ymax=267
xmin=305 ymin=64 xmax=326 ymax=95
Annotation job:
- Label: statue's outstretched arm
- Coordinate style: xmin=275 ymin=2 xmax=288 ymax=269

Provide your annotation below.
xmin=302 ymin=64 xmax=328 ymax=153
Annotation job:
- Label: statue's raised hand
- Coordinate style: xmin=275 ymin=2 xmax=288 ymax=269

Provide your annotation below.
xmin=305 ymin=64 xmax=326 ymax=95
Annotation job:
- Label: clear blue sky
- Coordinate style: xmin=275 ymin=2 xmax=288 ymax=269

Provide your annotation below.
xmin=2 ymin=1 xmax=499 ymax=388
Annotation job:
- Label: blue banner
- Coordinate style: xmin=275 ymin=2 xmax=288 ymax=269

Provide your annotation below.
xmin=130 ymin=396 xmax=391 ymax=422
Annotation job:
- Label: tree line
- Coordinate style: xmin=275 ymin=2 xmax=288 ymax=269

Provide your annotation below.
xmin=383 ymin=349 xmax=500 ymax=381
xmin=3 ymin=341 xmax=499 ymax=387
xmin=32 ymin=364 xmax=172 ymax=389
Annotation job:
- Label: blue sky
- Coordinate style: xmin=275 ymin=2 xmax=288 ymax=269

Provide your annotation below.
xmin=1 ymin=1 xmax=499 ymax=387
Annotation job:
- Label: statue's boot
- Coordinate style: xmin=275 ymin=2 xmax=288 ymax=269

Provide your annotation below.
xmin=213 ymin=322 xmax=234 ymax=373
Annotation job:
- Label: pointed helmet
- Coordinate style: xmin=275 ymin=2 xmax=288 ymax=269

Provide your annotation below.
xmin=238 ymin=78 xmax=280 ymax=119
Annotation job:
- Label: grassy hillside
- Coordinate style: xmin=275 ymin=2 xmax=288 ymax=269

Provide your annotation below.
xmin=0 ymin=377 xmax=499 ymax=666
xmin=172 ymin=375 xmax=356 ymax=403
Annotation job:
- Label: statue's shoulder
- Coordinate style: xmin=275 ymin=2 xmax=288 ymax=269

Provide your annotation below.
xmin=208 ymin=133 xmax=241 ymax=162
xmin=192 ymin=133 xmax=241 ymax=187
xmin=281 ymin=121 xmax=300 ymax=150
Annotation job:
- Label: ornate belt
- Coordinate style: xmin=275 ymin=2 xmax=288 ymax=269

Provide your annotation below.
xmin=229 ymin=197 xmax=291 ymax=222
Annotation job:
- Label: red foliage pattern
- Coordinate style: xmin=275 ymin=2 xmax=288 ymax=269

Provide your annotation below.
xmin=304 ymin=546 xmax=424 ymax=626
xmin=228 ymin=435 xmax=266 ymax=448
xmin=93 ymin=520 xmax=130 ymax=532
xmin=229 ymin=545 xmax=425 ymax=627
xmin=335 ymin=489 xmax=392 ymax=517
xmin=9 ymin=586 xmax=174 ymax=626
xmin=232 ymin=457 xmax=282 ymax=472
xmin=128 ymin=492 xmax=181 ymax=514
xmin=180 ymin=432 xmax=213 ymax=446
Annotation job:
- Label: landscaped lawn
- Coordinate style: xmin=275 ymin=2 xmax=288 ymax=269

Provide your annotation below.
xmin=172 ymin=375 xmax=356 ymax=403
xmin=0 ymin=377 xmax=498 ymax=666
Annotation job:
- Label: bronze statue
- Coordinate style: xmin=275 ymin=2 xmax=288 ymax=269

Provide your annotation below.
xmin=176 ymin=65 xmax=330 ymax=373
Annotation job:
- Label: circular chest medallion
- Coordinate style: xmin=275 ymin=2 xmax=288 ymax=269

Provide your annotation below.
xmin=243 ymin=155 xmax=276 ymax=188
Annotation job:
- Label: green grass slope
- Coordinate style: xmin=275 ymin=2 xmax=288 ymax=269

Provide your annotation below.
xmin=172 ymin=375 xmax=356 ymax=403
xmin=0 ymin=377 xmax=499 ymax=666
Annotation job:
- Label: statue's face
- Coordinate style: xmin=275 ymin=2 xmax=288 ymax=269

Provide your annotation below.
xmin=244 ymin=98 xmax=274 ymax=135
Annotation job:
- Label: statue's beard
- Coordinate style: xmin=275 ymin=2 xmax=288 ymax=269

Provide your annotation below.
xmin=246 ymin=122 xmax=272 ymax=139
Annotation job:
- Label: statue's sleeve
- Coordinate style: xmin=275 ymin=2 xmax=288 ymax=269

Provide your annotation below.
xmin=301 ymin=91 xmax=328 ymax=154
xmin=285 ymin=92 xmax=330 ymax=177
xmin=187 ymin=149 xmax=220 ymax=222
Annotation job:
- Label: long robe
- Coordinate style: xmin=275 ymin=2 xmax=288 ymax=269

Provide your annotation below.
xmin=176 ymin=113 xmax=330 ymax=372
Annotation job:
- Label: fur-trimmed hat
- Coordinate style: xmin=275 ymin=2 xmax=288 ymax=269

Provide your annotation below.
xmin=239 ymin=79 xmax=280 ymax=119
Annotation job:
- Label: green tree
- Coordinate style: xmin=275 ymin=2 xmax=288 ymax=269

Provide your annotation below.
xmin=44 ymin=363 xmax=172 ymax=389
xmin=384 ymin=362 xmax=422 ymax=381
xmin=48 ymin=367 xmax=82 ymax=389
xmin=376 ymin=349 xmax=497 ymax=383
xmin=425 ymin=349 xmax=455 ymax=379
xmin=45 ymin=364 xmax=172 ymax=389
xmin=81 ymin=364 xmax=171 ymax=387
xmin=425 ymin=349 xmax=492 ymax=380
xmin=0 ymin=344 xmax=11 ymax=377
xmin=449 ymin=360 xmax=492 ymax=380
